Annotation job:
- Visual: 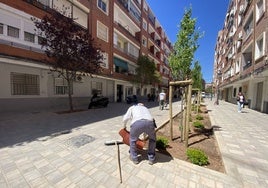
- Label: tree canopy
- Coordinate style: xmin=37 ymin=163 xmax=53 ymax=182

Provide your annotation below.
xmin=192 ymin=61 xmax=203 ymax=90
xmin=133 ymin=55 xmax=160 ymax=89
xmin=169 ymin=6 xmax=203 ymax=81
xmin=32 ymin=9 xmax=103 ymax=111
xmin=32 ymin=11 xmax=103 ymax=78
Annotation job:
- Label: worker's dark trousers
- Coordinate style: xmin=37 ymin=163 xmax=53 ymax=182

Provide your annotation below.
xmin=130 ymin=120 xmax=156 ymax=161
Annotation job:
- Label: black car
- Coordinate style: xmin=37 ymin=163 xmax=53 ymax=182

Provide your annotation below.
xmin=126 ymin=95 xmax=138 ymax=104
xmin=88 ymin=94 xmax=109 ymax=109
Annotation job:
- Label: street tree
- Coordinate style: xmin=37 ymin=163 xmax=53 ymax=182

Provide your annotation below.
xmin=168 ymin=6 xmax=203 ymax=147
xmin=133 ymin=55 xmax=160 ymax=91
xmin=168 ymin=6 xmax=203 ymax=81
xmin=32 ymin=10 xmax=103 ymax=112
xmin=192 ymin=61 xmax=203 ymax=90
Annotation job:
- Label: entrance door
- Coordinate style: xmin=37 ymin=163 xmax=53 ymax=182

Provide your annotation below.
xmin=256 ymin=82 xmax=263 ymax=111
xmin=117 ymin=85 xmax=123 ymax=102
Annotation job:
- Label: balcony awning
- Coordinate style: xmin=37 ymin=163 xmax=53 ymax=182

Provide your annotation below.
xmin=114 ymin=57 xmax=128 ymax=70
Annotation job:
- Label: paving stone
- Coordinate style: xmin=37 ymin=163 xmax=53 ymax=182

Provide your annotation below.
xmin=0 ymin=100 xmax=268 ymax=187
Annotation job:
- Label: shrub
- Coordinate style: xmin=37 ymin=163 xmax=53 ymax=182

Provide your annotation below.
xmin=196 ymin=114 xmax=204 ymax=120
xmin=156 ymin=136 xmax=169 ymax=150
xmin=193 ymin=121 xmax=204 ymax=129
xmin=186 ymin=148 xmax=209 ymax=166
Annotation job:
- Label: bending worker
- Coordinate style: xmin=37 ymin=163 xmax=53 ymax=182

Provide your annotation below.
xmin=122 ymin=103 xmax=156 ymax=165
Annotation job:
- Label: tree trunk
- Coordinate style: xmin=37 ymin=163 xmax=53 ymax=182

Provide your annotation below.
xmin=66 ymin=71 xmax=74 ymax=112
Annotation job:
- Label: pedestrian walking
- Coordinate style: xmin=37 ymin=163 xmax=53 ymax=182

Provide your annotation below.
xmin=237 ymin=92 xmax=245 ymax=113
xmin=122 ymin=103 xmax=156 ymax=165
xmin=158 ymin=90 xmax=166 ymax=110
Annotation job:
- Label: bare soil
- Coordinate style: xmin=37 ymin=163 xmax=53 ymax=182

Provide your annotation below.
xmin=156 ymin=104 xmax=225 ymax=173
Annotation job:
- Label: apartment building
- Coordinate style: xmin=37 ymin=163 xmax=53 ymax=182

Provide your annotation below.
xmin=0 ymin=0 xmax=173 ymax=112
xmin=214 ymin=0 xmax=268 ymax=113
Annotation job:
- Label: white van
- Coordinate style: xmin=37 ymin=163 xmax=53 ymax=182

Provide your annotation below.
xmin=201 ymin=92 xmax=206 ymax=98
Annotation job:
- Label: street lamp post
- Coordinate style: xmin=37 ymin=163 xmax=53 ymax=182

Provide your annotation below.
xmin=215 ymin=70 xmax=222 ymax=105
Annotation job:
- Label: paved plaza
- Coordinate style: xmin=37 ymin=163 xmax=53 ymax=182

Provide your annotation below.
xmin=0 ymin=99 xmax=267 ymax=187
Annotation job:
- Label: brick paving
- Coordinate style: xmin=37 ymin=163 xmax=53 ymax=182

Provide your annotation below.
xmin=0 ymin=99 xmax=267 ymax=187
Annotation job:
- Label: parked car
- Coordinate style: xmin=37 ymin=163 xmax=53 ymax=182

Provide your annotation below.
xmin=201 ymin=92 xmax=206 ymax=98
xmin=126 ymin=95 xmax=138 ymax=104
xmin=88 ymin=94 xmax=109 ymax=109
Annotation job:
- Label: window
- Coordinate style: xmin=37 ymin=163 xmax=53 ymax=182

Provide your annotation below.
xmin=24 ymin=32 xmax=35 ymax=43
xmin=235 ymin=60 xmax=240 ymax=74
xmin=128 ymin=43 xmax=139 ymax=58
xmin=142 ymin=19 xmax=147 ymax=31
xmin=256 ymin=0 xmax=264 ymax=22
xmin=255 ymin=33 xmax=264 ymax=59
xmin=243 ymin=13 xmax=253 ymax=38
xmin=11 ymin=72 xmax=40 ymax=95
xmin=38 ymin=36 xmax=45 ymax=45
xmin=37 ymin=0 xmax=50 ymax=6
xmin=129 ymin=2 xmax=141 ymax=23
xmin=142 ymin=36 xmax=147 ymax=47
xmin=73 ymin=5 xmax=88 ymax=28
xmin=92 ymin=81 xmax=102 ymax=95
xmin=233 ymin=88 xmax=237 ymax=98
xmin=97 ymin=21 xmax=108 ymax=42
xmin=0 ymin=23 xmax=3 ymax=34
xmin=101 ymin=52 xmax=108 ymax=68
xmin=54 ymin=78 xmax=73 ymax=95
xmin=7 ymin=26 xmax=19 ymax=38
xmin=98 ymin=0 xmax=108 ymax=14
xmin=143 ymin=2 xmax=148 ymax=12
xmin=114 ymin=57 xmax=128 ymax=74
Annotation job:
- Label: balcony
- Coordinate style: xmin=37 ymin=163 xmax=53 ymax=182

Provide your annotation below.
xmin=149 ymin=45 xmax=155 ymax=55
xmin=25 ymin=0 xmax=51 ymax=11
xmin=150 ymin=32 xmax=155 ymax=41
xmin=117 ymin=0 xmax=128 ymax=9
xmin=114 ymin=21 xmax=140 ymax=43
xmin=155 ymin=39 xmax=161 ymax=47
xmin=114 ymin=43 xmax=138 ymax=60
xmin=148 ymin=10 xmax=155 ymax=26
xmin=157 ymin=26 xmax=162 ymax=35
xmin=243 ymin=61 xmax=252 ymax=70
xmin=117 ymin=0 xmax=141 ymax=24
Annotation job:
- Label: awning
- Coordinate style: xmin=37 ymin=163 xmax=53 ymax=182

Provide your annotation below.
xmin=114 ymin=57 xmax=128 ymax=70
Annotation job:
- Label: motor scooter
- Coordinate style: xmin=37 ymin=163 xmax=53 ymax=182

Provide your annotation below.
xmin=88 ymin=94 xmax=109 ymax=109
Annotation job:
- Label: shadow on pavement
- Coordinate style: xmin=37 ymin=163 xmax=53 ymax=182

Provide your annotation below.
xmin=0 ymin=99 xmax=162 ymax=149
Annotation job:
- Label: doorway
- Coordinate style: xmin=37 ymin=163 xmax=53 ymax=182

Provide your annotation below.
xmin=256 ymin=82 xmax=263 ymax=111
xmin=117 ymin=84 xmax=123 ymax=102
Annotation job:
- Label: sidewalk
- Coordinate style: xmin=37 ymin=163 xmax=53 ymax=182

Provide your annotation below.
xmin=0 ymin=99 xmax=267 ymax=187
xmin=206 ymin=99 xmax=268 ymax=188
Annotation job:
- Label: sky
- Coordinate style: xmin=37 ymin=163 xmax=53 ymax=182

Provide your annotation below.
xmin=146 ymin=0 xmax=230 ymax=83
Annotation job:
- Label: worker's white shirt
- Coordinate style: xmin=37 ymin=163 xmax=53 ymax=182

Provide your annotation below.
xmin=123 ymin=104 xmax=153 ymax=126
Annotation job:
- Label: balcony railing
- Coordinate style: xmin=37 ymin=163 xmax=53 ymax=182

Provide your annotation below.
xmin=0 ymin=38 xmax=44 ymax=54
xmin=114 ymin=21 xmax=140 ymax=43
xmin=243 ymin=61 xmax=252 ymax=70
xmin=113 ymin=44 xmax=138 ymax=60
xmin=117 ymin=0 xmax=141 ymax=24
xmin=24 ymin=0 xmax=52 ymax=12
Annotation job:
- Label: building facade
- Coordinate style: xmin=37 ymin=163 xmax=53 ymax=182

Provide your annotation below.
xmin=0 ymin=0 xmax=173 ymax=112
xmin=214 ymin=0 xmax=268 ymax=113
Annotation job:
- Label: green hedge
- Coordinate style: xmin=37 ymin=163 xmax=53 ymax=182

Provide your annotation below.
xmin=186 ymin=148 xmax=209 ymax=166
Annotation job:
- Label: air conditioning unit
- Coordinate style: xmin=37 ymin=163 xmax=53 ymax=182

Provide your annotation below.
xmin=75 ymin=75 xmax=84 ymax=83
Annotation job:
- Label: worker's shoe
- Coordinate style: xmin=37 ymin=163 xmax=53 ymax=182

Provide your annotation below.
xmin=148 ymin=160 xmax=154 ymax=165
xmin=129 ymin=156 xmax=139 ymax=165
xmin=148 ymin=154 xmax=155 ymax=165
